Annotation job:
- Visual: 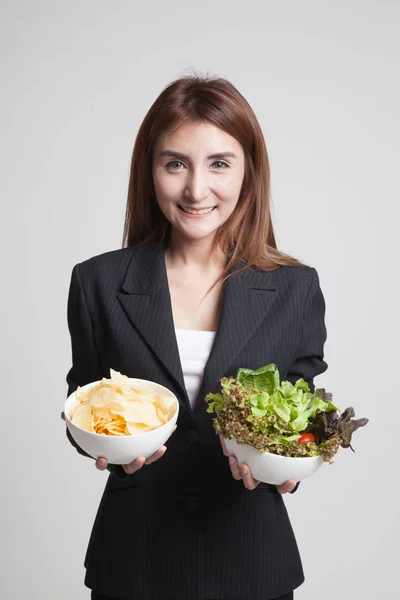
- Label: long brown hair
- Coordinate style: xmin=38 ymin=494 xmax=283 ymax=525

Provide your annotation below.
xmin=123 ymin=73 xmax=303 ymax=283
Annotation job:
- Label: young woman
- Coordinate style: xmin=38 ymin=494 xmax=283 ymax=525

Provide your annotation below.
xmin=63 ymin=75 xmax=328 ymax=600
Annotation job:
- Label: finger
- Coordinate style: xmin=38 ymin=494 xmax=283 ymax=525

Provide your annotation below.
xmin=219 ymin=435 xmax=230 ymax=457
xmin=61 ymin=411 xmax=66 ymax=421
xmin=144 ymin=446 xmax=167 ymax=465
xmin=95 ymin=457 xmax=108 ymax=471
xmin=228 ymin=456 xmax=242 ymax=480
xmin=276 ymin=479 xmax=297 ymax=494
xmin=123 ymin=456 xmax=146 ymax=474
xmin=240 ymin=463 xmax=260 ymax=491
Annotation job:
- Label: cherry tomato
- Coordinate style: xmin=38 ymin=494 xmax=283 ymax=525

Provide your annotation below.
xmin=298 ymin=433 xmax=316 ymax=444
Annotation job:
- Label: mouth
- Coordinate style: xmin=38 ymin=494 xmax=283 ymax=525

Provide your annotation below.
xmin=178 ymin=205 xmax=217 ymax=215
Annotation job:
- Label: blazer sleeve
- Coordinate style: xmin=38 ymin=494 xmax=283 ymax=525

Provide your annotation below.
xmin=286 ymin=267 xmax=328 ymax=494
xmin=65 ymin=264 xmax=128 ymax=480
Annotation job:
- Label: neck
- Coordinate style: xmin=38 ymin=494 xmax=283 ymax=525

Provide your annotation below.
xmin=165 ymin=229 xmax=228 ymax=271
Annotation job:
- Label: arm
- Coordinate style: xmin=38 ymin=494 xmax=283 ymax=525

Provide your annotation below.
xmin=65 ymin=264 xmax=127 ymax=480
xmin=286 ymin=267 xmax=328 ymax=494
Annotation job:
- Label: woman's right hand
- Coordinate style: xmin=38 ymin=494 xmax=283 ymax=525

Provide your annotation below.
xmin=96 ymin=448 xmax=167 ymax=474
xmin=61 ymin=410 xmax=175 ymax=474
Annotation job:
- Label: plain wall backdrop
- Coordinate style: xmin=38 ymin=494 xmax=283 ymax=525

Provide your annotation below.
xmin=1 ymin=1 xmax=399 ymax=598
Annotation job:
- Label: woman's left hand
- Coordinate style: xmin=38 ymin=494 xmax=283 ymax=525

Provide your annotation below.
xmin=219 ymin=436 xmax=297 ymax=494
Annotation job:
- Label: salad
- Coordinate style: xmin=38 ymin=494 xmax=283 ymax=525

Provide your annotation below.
xmin=205 ymin=363 xmax=368 ymax=463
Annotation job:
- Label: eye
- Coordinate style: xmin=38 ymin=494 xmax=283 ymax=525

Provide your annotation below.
xmin=166 ymin=160 xmax=185 ymax=170
xmin=211 ymin=160 xmax=229 ymax=169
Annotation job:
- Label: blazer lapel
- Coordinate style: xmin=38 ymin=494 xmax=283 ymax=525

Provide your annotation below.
xmin=116 ymin=242 xmax=188 ymax=405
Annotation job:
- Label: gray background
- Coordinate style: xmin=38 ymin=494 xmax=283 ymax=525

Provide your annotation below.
xmin=1 ymin=0 xmax=399 ymax=598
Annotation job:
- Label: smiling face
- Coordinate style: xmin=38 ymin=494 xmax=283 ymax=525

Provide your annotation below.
xmin=152 ymin=121 xmax=245 ymax=244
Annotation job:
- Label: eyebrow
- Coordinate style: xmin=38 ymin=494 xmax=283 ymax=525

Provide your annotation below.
xmin=158 ymin=150 xmax=237 ymax=161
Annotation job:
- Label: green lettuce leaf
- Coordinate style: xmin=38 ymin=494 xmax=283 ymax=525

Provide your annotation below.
xmin=205 ymin=393 xmax=225 ymax=414
xmin=236 ymin=363 xmax=280 ymax=393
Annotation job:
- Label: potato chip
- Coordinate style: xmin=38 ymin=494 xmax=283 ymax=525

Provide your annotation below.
xmin=156 ymin=396 xmax=177 ymax=420
xmin=69 ymin=369 xmax=177 ymax=436
xmin=126 ymin=422 xmax=153 ymax=435
xmin=89 ymin=386 xmax=117 ymax=407
xmin=71 ymin=403 xmax=94 ymax=432
xmin=110 ymin=400 xmax=160 ymax=426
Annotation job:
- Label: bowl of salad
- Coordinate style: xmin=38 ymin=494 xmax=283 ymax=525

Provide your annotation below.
xmin=205 ymin=363 xmax=368 ymax=485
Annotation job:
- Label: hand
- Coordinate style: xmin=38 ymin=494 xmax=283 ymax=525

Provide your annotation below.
xmin=276 ymin=479 xmax=297 ymax=494
xmin=220 ymin=435 xmax=260 ymax=490
xmin=219 ymin=436 xmax=297 ymax=494
xmin=97 ymin=448 xmax=167 ymax=474
xmin=61 ymin=411 xmax=176 ymax=474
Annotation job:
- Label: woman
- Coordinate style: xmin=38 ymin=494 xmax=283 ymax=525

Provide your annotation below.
xmin=63 ymin=74 xmax=328 ymax=600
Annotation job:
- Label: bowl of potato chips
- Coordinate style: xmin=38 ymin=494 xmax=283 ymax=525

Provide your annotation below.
xmin=64 ymin=369 xmax=179 ymax=464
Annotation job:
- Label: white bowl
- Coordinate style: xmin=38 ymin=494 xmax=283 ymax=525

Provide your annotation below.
xmin=65 ymin=378 xmax=179 ymax=464
xmin=224 ymin=436 xmax=324 ymax=485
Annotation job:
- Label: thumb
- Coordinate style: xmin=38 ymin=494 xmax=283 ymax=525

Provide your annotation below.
xmin=95 ymin=457 xmax=108 ymax=471
xmin=276 ymin=479 xmax=297 ymax=494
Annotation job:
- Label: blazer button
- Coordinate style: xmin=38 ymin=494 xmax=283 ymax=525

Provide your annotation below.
xmin=185 ymin=496 xmax=200 ymax=513
xmin=186 ymin=428 xmax=200 ymax=444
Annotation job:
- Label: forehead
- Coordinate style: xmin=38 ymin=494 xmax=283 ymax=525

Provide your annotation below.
xmin=154 ymin=121 xmax=242 ymax=155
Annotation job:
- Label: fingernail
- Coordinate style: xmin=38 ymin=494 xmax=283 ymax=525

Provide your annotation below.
xmin=229 ymin=457 xmax=235 ymax=465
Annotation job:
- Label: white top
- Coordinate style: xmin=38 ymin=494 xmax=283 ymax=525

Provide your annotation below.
xmin=175 ymin=328 xmax=217 ymax=409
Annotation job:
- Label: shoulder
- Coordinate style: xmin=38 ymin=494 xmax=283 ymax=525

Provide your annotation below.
xmin=74 ymin=247 xmax=134 ymax=276
xmin=274 ymin=263 xmax=319 ymax=286
xmin=72 ymin=246 xmax=147 ymax=285
xmin=271 ymin=265 xmax=325 ymax=316
xmin=70 ymin=243 xmax=160 ymax=297
xmin=255 ymin=263 xmax=320 ymax=293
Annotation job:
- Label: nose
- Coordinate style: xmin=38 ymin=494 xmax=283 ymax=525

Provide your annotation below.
xmin=184 ymin=167 xmax=210 ymax=203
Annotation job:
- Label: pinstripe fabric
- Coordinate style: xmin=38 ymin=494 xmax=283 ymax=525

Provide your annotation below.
xmin=65 ymin=241 xmax=328 ymax=600
xmin=90 ymin=591 xmax=294 ymax=600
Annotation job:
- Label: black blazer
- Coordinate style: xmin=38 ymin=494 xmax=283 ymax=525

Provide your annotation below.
xmin=65 ymin=241 xmax=328 ymax=600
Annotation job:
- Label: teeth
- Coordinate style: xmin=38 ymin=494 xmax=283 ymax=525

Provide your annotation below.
xmin=181 ymin=206 xmax=215 ymax=215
